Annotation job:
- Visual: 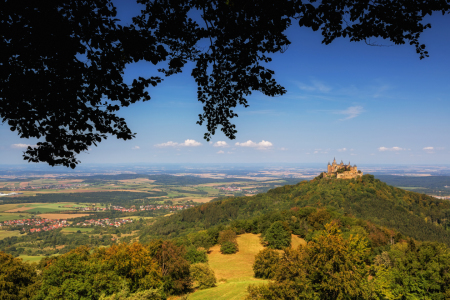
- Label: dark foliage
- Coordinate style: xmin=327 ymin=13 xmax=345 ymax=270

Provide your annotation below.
xmin=265 ymin=221 xmax=291 ymax=249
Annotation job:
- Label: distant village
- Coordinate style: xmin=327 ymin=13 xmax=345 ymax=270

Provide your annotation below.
xmin=77 ymin=204 xmax=196 ymax=213
xmin=0 ymin=183 xmax=89 ymax=192
xmin=0 ymin=217 xmax=134 ymax=233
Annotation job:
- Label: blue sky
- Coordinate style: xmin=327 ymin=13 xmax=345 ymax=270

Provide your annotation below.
xmin=1 ymin=3 xmax=450 ymax=166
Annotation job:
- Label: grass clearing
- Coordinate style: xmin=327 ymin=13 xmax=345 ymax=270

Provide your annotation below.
xmin=37 ymin=213 xmax=91 ymax=219
xmin=188 ymin=233 xmax=267 ymax=300
xmin=291 ymin=234 xmax=307 ymax=249
xmin=18 ymin=255 xmax=45 ymax=263
xmin=0 ymin=213 xmax=33 ymax=222
xmin=0 ymin=230 xmax=21 ymax=240
xmin=61 ymin=227 xmax=94 ymax=233
xmin=4 ymin=202 xmax=86 ymax=213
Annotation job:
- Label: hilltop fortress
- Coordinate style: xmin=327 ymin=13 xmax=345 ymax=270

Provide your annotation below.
xmin=321 ymin=158 xmax=363 ymax=179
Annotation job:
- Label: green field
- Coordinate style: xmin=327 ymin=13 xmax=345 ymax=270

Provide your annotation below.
xmin=61 ymin=227 xmax=94 ymax=233
xmin=0 ymin=202 xmax=87 ymax=214
xmin=0 ymin=229 xmax=21 ymax=240
xmin=0 ymin=213 xmax=33 ymax=222
xmin=18 ymin=255 xmax=45 ymax=263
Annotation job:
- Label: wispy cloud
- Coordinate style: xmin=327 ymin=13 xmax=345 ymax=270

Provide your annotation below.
xmin=337 ymin=148 xmax=347 ymax=152
xmin=11 ymin=144 xmax=36 ymax=149
xmin=155 ymin=139 xmax=202 ymax=147
xmin=423 ymin=146 xmax=435 ymax=154
xmin=235 ymin=140 xmax=273 ymax=150
xmin=132 ymin=146 xmax=140 ymax=150
xmin=378 ymin=146 xmax=405 ymax=152
xmin=333 ymin=106 xmax=365 ymax=120
xmin=295 ymin=80 xmax=331 ymax=93
xmin=217 ymin=150 xmax=225 ymax=154
xmin=213 ymin=141 xmax=228 ymax=147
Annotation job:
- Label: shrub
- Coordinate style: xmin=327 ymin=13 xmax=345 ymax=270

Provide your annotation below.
xmin=218 ymin=229 xmax=237 ymax=245
xmin=185 ymin=246 xmax=208 ymax=264
xmin=265 ymin=221 xmax=291 ymax=249
xmin=220 ymin=241 xmax=238 ymax=254
xmin=190 ymin=263 xmax=217 ymax=290
xmin=253 ymin=248 xmax=280 ymax=279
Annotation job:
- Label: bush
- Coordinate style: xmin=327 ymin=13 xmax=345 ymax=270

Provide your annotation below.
xmin=190 ymin=263 xmax=217 ymax=290
xmin=185 ymin=246 xmax=208 ymax=264
xmin=265 ymin=221 xmax=291 ymax=249
xmin=220 ymin=241 xmax=238 ymax=254
xmin=218 ymin=229 xmax=237 ymax=245
xmin=253 ymin=248 xmax=280 ymax=279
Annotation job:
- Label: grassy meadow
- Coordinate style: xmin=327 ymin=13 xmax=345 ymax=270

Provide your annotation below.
xmin=0 ymin=229 xmax=22 ymax=240
xmin=188 ymin=233 xmax=268 ymax=300
xmin=186 ymin=233 xmax=307 ymax=300
xmin=61 ymin=227 xmax=94 ymax=233
xmin=0 ymin=213 xmax=33 ymax=222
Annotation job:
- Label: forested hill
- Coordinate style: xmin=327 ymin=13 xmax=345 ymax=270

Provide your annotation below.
xmin=141 ymin=174 xmax=450 ymax=244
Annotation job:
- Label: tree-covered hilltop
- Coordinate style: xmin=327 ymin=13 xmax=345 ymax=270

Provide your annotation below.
xmin=140 ymin=175 xmax=450 ymax=244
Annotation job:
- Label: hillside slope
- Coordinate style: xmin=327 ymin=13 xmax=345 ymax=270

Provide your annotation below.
xmin=141 ymin=175 xmax=450 ymax=244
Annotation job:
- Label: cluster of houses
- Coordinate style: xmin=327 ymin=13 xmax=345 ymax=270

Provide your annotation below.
xmin=1 ymin=183 xmax=89 ymax=192
xmin=75 ymin=218 xmax=133 ymax=227
xmin=76 ymin=204 xmax=196 ymax=213
xmin=216 ymin=186 xmax=242 ymax=192
xmin=29 ymin=223 xmax=68 ymax=233
xmin=0 ymin=218 xmax=68 ymax=233
xmin=77 ymin=206 xmax=108 ymax=212
xmin=138 ymin=204 xmax=196 ymax=211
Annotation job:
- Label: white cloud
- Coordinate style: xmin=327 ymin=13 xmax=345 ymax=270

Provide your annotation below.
xmin=217 ymin=150 xmax=224 ymax=154
xmin=378 ymin=146 xmax=405 ymax=152
xmin=280 ymin=147 xmax=287 ymax=151
xmin=181 ymin=139 xmax=201 ymax=147
xmin=423 ymin=147 xmax=434 ymax=150
xmin=334 ymin=106 xmax=365 ymax=120
xmin=11 ymin=144 xmax=36 ymax=149
xmin=132 ymin=146 xmax=140 ymax=150
xmin=235 ymin=140 xmax=273 ymax=149
xmin=337 ymin=148 xmax=347 ymax=152
xmin=213 ymin=141 xmax=228 ymax=147
xmin=155 ymin=141 xmax=179 ymax=147
xmin=155 ymin=139 xmax=201 ymax=148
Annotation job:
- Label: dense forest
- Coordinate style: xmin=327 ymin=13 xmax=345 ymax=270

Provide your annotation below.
xmin=140 ymin=175 xmax=450 ymax=244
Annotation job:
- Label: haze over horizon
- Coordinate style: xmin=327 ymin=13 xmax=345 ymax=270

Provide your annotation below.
xmin=1 ymin=1 xmax=450 ymax=166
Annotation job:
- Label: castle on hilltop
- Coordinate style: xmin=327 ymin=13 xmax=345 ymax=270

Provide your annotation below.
xmin=321 ymin=158 xmax=363 ymax=179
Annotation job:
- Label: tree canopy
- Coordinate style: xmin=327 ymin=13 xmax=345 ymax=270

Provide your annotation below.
xmin=2 ymin=0 xmax=449 ymax=167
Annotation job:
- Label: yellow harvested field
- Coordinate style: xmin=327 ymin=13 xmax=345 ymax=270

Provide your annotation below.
xmin=37 ymin=213 xmax=91 ymax=219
